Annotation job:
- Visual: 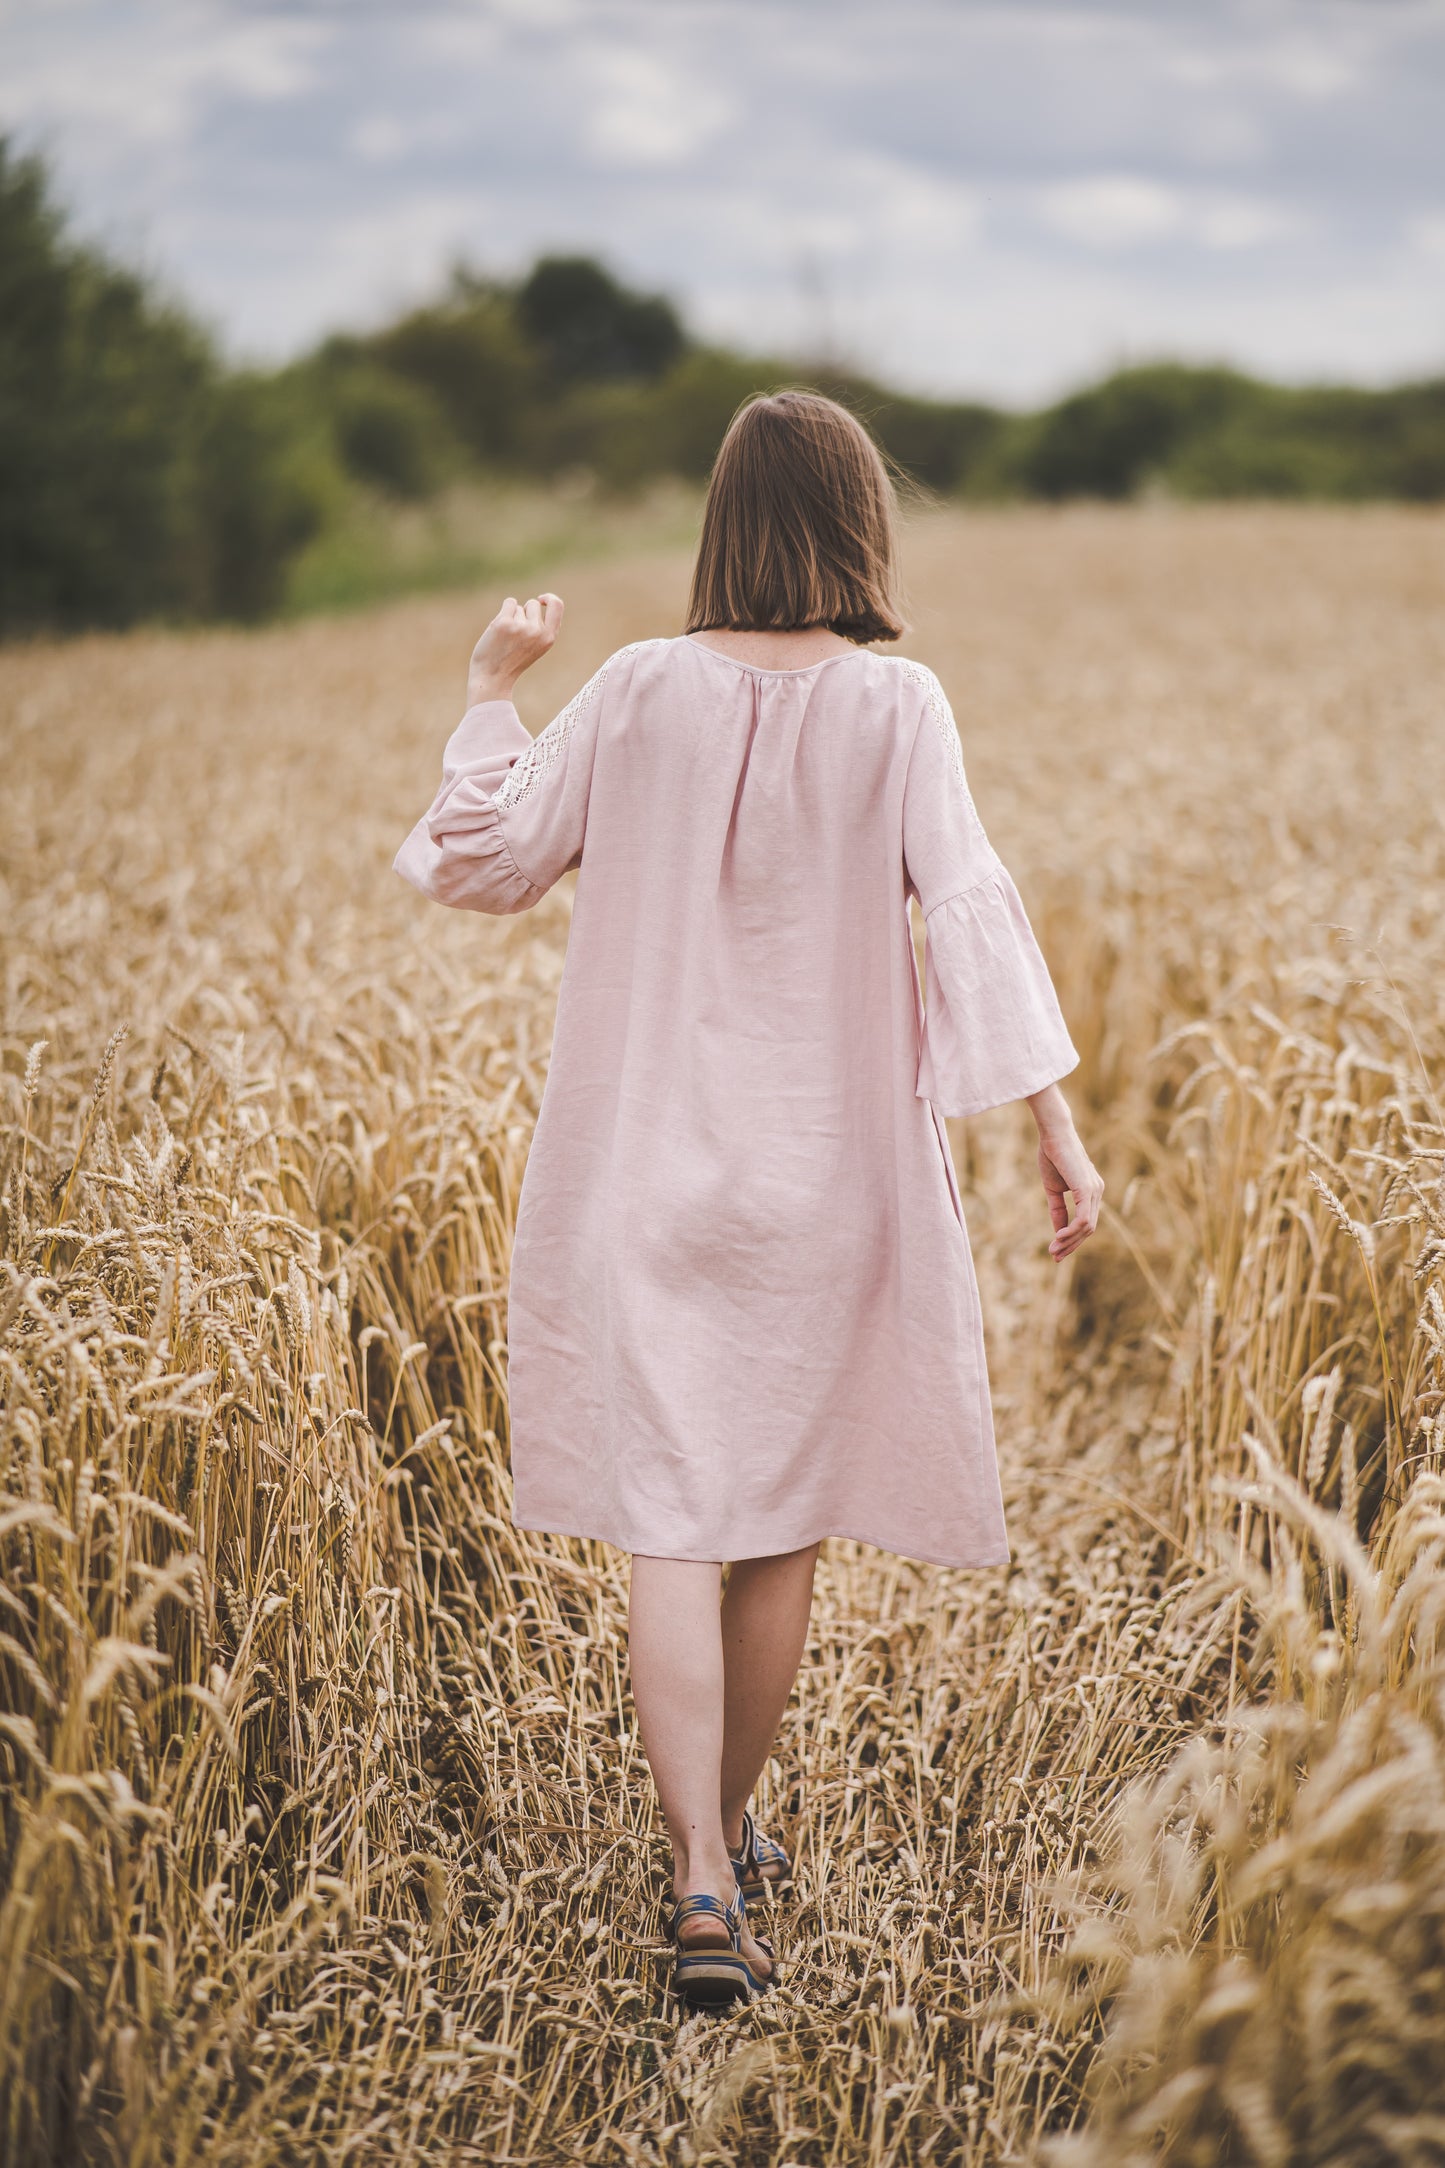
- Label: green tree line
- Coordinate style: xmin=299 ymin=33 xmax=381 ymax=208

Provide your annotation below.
xmin=3 ymin=137 xmax=1443 ymax=637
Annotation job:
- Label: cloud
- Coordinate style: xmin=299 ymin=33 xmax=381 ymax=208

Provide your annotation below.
xmin=349 ymin=114 xmax=410 ymax=166
xmin=1 ymin=0 xmax=1441 ymax=397
xmin=1039 ymin=176 xmax=1182 ymax=249
xmin=582 ymin=46 xmax=735 ymax=169
xmin=1165 ymin=30 xmax=1367 ymax=102
xmin=1195 ymin=196 xmax=1302 ymax=250
xmin=1 ymin=11 xmax=330 ymax=148
xmin=1409 ymin=211 xmax=1445 ymax=263
xmin=850 ymin=156 xmax=983 ymax=250
xmin=1038 ymin=175 xmax=1302 ymax=256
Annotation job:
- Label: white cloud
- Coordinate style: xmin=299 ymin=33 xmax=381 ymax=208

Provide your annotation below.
xmin=582 ymin=47 xmax=734 ymax=169
xmin=0 ymin=12 xmax=330 ymax=147
xmin=186 ymin=187 xmax=506 ymax=357
xmin=1174 ymin=102 xmax=1268 ymax=168
xmin=1165 ymin=32 xmax=1366 ymax=102
xmin=1262 ymin=43 xmax=1359 ymax=100
xmin=1408 ymin=211 xmax=1445 ymax=262
xmin=1039 ymin=176 xmax=1182 ymax=249
xmin=1195 ymin=196 xmax=1301 ymax=250
xmin=1 ymin=0 xmax=1441 ymax=397
xmin=350 ymin=114 xmax=409 ymax=165
xmin=1038 ymin=175 xmax=1301 ymax=256
xmin=848 ymin=155 xmax=982 ymax=250
xmin=474 ymin=0 xmax=583 ymax=24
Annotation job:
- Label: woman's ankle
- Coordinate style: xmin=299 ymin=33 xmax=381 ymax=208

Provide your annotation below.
xmin=671 ymin=1843 xmax=737 ymax=1902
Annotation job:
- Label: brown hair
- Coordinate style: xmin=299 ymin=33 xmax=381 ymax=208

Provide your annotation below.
xmin=685 ymin=391 xmax=906 ymax=645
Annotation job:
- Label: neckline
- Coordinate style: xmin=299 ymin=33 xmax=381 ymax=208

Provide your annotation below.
xmin=681 ymin=634 xmax=870 ymax=678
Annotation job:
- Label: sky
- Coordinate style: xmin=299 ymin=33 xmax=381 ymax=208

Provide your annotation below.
xmin=3 ymin=0 xmax=1444 ymax=405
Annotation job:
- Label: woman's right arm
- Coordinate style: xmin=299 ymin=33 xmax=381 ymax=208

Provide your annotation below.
xmin=396 ymin=592 xmax=607 ymax=915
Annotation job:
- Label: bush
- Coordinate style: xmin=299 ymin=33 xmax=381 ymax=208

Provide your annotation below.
xmin=984 ymin=366 xmax=1445 ymax=505
xmin=0 ymin=139 xmax=330 ymax=633
xmin=310 ymin=358 xmax=460 ymax=500
xmin=1164 ymin=418 xmax=1380 ymax=501
xmin=991 ymin=365 xmax=1259 ymax=500
xmin=363 ymin=294 xmax=537 ymax=468
xmin=192 ymin=374 xmax=335 ymax=618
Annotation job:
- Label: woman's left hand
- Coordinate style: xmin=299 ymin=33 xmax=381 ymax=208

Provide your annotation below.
xmin=467 ymin=592 xmax=564 ymax=704
xmin=1036 ymin=1125 xmax=1104 ymax=1262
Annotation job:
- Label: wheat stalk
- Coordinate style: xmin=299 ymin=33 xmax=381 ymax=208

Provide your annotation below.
xmin=2 ymin=505 xmax=1444 ymax=2166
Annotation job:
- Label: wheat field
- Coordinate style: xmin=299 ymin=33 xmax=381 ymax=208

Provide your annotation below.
xmin=2 ymin=507 xmax=1445 ymax=2167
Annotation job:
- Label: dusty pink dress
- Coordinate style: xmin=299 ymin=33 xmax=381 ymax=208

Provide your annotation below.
xmin=395 ymin=636 xmax=1077 ymax=1568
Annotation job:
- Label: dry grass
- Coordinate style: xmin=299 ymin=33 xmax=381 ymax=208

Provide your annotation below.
xmin=2 ymin=506 xmax=1444 ymax=2166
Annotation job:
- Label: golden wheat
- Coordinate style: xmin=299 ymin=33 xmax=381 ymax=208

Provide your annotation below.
xmin=2 ymin=507 xmax=1444 ymax=2166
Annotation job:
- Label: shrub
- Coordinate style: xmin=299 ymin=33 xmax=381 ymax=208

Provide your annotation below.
xmin=0 ymin=139 xmax=329 ymax=633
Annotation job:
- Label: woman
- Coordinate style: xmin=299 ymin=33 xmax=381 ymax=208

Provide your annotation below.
xmin=395 ymin=392 xmax=1101 ymax=2009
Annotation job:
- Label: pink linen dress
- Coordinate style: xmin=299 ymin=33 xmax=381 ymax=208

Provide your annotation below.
xmin=395 ymin=636 xmax=1077 ymax=1568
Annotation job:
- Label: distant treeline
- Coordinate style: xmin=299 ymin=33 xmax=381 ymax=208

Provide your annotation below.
xmin=4 ymin=137 xmax=1444 ymax=637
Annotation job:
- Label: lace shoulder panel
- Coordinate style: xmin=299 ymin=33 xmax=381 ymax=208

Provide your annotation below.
xmin=892 ymin=658 xmax=986 ymax=836
xmin=493 ymin=641 xmax=651 ymax=815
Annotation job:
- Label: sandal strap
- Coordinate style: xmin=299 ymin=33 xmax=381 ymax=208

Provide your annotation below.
xmin=732 ymin=1810 xmax=790 ymax=1878
xmin=728 ymin=1810 xmax=755 ymax=1875
xmin=669 ymin=1889 xmax=743 ymax=1939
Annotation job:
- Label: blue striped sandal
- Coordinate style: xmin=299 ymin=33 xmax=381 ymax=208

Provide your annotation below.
xmin=668 ymin=1888 xmax=773 ymax=2010
xmin=729 ymin=1809 xmax=793 ymax=1904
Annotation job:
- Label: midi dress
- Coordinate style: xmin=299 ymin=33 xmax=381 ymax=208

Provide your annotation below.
xmin=395 ymin=635 xmax=1078 ymax=1569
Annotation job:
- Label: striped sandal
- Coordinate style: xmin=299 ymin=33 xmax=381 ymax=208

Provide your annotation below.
xmin=668 ymin=1888 xmax=773 ymax=2010
xmin=729 ymin=1809 xmax=793 ymax=1904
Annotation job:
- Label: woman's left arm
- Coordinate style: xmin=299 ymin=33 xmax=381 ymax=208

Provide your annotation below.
xmin=901 ymin=664 xmax=1102 ymax=1258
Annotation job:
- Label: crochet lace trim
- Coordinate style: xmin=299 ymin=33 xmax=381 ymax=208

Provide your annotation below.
xmin=493 ymin=642 xmax=645 ymax=814
xmin=894 ymin=659 xmax=985 ymax=835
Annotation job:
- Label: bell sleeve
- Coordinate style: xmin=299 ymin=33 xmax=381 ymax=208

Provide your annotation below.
xmin=900 ymin=664 xmax=1078 ymax=1119
xmin=393 ymin=649 xmax=628 ymax=914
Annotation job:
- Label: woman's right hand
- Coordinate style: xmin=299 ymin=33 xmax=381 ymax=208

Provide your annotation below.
xmin=467 ymin=592 xmax=564 ymax=705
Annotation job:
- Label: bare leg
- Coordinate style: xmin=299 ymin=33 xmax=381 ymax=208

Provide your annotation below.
xmin=720 ymin=1544 xmax=819 ymax=1852
xmin=628 ymin=1554 xmax=772 ymax=1974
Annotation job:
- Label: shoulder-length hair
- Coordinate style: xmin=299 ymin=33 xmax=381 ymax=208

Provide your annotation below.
xmin=685 ymin=391 xmax=906 ymax=646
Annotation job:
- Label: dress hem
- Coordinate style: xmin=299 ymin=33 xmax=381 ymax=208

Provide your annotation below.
xmin=510 ymin=1511 xmax=1011 ymax=1573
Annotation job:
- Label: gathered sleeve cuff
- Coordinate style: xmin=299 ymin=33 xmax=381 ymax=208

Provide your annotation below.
xmin=916 ymin=866 xmax=1079 ymax=1118
xmin=393 ymin=701 xmax=543 ymax=915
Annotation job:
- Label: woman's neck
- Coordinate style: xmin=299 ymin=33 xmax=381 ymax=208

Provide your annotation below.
xmin=687 ymin=627 xmax=859 ymax=669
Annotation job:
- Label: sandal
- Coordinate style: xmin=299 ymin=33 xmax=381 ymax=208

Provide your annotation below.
xmin=729 ymin=1809 xmax=792 ymax=1904
xmin=668 ymin=1887 xmax=774 ymax=2010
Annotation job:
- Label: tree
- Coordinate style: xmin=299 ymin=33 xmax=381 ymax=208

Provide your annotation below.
xmin=516 ymin=256 xmax=685 ymax=384
xmin=0 ymin=139 xmax=327 ymax=633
